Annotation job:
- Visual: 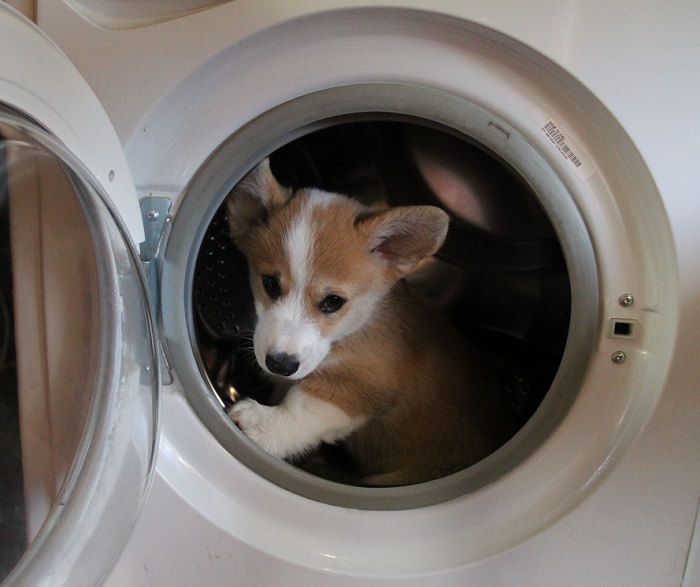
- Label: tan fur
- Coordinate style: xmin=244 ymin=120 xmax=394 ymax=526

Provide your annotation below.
xmin=301 ymin=285 xmax=511 ymax=483
xmin=226 ymin=160 xmax=513 ymax=485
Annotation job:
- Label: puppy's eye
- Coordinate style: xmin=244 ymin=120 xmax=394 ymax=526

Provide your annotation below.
xmin=319 ymin=294 xmax=346 ymax=314
xmin=261 ymin=274 xmax=281 ymax=300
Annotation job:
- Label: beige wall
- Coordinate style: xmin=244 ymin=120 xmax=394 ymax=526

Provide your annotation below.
xmin=3 ymin=1 xmax=35 ymax=21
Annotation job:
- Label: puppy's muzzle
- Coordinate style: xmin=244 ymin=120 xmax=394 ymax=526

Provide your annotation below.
xmin=265 ymin=352 xmax=300 ymax=377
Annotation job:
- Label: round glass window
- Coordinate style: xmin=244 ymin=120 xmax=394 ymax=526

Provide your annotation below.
xmin=0 ymin=107 xmax=158 ymax=586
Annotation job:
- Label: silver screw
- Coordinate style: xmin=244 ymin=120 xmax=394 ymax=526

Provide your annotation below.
xmin=619 ymin=293 xmax=634 ymax=307
xmin=611 ymin=351 xmax=627 ymax=365
xmin=146 ymin=209 xmax=160 ymax=222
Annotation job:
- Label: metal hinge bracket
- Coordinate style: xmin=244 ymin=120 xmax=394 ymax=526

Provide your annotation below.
xmin=139 ymin=195 xmax=173 ymax=384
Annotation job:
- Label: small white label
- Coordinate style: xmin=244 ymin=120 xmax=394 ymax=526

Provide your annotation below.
xmin=541 ymin=119 xmax=593 ymax=180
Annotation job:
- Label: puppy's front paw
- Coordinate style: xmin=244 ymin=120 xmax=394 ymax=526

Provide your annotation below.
xmin=227 ymin=399 xmax=287 ymax=458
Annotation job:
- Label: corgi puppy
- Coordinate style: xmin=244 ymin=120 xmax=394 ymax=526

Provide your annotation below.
xmin=225 ymin=159 xmax=511 ymax=485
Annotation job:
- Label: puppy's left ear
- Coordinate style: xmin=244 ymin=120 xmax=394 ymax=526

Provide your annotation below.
xmin=358 ymin=205 xmax=449 ymax=278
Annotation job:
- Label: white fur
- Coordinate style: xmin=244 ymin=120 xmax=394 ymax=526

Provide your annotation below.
xmin=253 ymin=297 xmax=329 ymax=380
xmin=287 ymin=195 xmax=314 ymax=290
xmin=228 ymin=387 xmax=367 ymax=459
xmin=252 ymin=192 xmax=334 ymax=380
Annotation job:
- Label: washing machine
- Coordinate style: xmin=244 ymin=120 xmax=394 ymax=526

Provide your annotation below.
xmin=1 ymin=0 xmax=699 ymax=585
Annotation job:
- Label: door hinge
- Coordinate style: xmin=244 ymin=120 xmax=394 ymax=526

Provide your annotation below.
xmin=140 ymin=196 xmax=171 ymax=263
xmin=139 ymin=195 xmax=173 ymax=384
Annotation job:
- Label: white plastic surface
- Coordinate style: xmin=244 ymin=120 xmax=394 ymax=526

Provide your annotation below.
xmin=34 ymin=1 xmax=700 ymax=586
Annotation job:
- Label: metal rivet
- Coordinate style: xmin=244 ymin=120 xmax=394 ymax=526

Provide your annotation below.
xmin=619 ymin=293 xmax=634 ymax=307
xmin=611 ymin=351 xmax=627 ymax=365
xmin=146 ymin=209 xmax=160 ymax=221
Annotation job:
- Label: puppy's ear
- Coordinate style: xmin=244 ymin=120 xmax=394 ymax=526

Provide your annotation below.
xmin=357 ymin=205 xmax=449 ymax=278
xmin=225 ymin=159 xmax=289 ymax=243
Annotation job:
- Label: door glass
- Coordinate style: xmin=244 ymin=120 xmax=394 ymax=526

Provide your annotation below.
xmin=0 ymin=107 xmax=158 ymax=585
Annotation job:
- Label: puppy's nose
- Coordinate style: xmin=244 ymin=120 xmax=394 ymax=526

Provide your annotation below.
xmin=265 ymin=352 xmax=300 ymax=377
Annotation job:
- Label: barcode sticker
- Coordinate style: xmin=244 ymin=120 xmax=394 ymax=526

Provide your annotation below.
xmin=541 ymin=119 xmax=593 ymax=180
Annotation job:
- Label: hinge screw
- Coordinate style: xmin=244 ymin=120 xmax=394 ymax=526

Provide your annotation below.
xmin=146 ymin=209 xmax=160 ymax=222
xmin=618 ymin=293 xmax=634 ymax=307
xmin=611 ymin=351 xmax=627 ymax=365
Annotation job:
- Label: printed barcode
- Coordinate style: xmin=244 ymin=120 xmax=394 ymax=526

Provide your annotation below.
xmin=542 ymin=121 xmax=583 ymax=168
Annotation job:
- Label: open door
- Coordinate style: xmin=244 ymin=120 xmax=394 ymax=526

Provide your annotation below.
xmin=0 ymin=6 xmax=159 ymax=586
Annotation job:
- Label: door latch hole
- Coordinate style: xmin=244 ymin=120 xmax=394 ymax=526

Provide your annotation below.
xmin=610 ymin=319 xmax=637 ymax=339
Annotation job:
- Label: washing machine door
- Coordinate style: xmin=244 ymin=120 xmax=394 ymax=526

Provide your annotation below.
xmin=0 ymin=6 xmax=159 ymax=586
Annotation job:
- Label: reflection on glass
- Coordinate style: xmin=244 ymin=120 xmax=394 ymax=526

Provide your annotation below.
xmin=0 ymin=107 xmax=158 ymax=585
xmin=0 ymin=138 xmax=24 ymax=581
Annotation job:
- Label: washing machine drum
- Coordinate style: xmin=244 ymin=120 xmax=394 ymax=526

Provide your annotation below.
xmin=194 ymin=121 xmax=569 ymax=426
xmin=186 ymin=116 xmax=573 ymax=495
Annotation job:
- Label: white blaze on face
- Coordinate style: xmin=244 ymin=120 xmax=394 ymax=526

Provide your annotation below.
xmin=253 ymin=191 xmax=332 ymax=380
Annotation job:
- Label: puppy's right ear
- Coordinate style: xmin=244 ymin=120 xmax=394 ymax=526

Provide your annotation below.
xmin=225 ymin=159 xmax=288 ymax=243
